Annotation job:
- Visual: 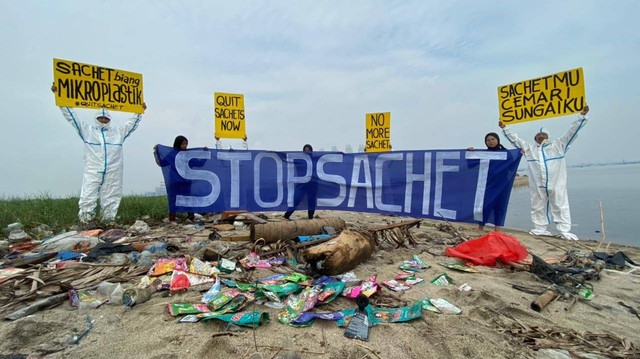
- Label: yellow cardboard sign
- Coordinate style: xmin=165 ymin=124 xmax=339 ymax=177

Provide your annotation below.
xmin=52 ymin=58 xmax=144 ymax=113
xmin=365 ymin=112 xmax=391 ymax=152
xmin=498 ymin=67 xmax=586 ymax=124
xmin=214 ymin=92 xmax=245 ymax=139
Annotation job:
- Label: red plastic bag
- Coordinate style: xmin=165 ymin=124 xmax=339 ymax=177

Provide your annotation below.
xmin=445 ymin=232 xmax=528 ymax=266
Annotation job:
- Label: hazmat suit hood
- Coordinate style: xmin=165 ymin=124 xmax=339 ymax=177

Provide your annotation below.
xmin=94 ymin=108 xmax=112 ymax=129
xmin=535 ymin=127 xmax=550 ymax=145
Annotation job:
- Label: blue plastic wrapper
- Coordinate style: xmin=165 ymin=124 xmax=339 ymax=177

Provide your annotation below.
xmin=291 ymin=311 xmax=344 ymax=326
xmin=298 ymin=234 xmax=332 ymax=242
xmin=58 ymin=250 xmax=83 ymax=261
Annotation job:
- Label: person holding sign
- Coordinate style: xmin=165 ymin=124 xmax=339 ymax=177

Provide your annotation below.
xmin=51 ymin=83 xmax=147 ymax=225
xmin=215 ymin=136 xmax=248 ymax=150
xmin=499 ymin=105 xmax=589 ymax=240
xmin=467 ymin=132 xmax=508 ymax=231
xmin=284 ymin=144 xmax=317 ymax=220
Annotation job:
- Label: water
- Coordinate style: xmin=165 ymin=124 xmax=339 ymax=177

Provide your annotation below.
xmin=504 ymin=164 xmax=640 ymax=246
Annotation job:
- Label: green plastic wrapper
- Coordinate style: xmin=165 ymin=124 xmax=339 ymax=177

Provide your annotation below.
xmin=236 ymin=282 xmax=257 ymax=292
xmin=197 ymin=311 xmax=270 ymax=327
xmin=430 ymin=273 xmax=454 ymax=286
xmin=416 ymin=298 xmax=441 ymax=313
xmin=337 ymin=302 xmax=423 ymax=327
xmin=317 ymin=281 xmax=345 ymax=304
xmin=277 ymin=286 xmax=321 ymax=325
xmin=438 ymin=262 xmax=478 ymax=273
xmin=168 ymin=303 xmax=210 ymax=317
xmin=258 ymin=282 xmax=300 ymax=297
xmin=285 ymin=272 xmax=308 ymax=283
xmin=210 ymin=294 xmax=251 ymax=315
xmin=207 ymin=289 xmax=241 ymax=311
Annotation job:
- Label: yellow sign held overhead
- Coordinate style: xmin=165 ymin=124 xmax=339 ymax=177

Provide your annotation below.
xmin=52 ymin=58 xmax=144 ymax=113
xmin=498 ymin=67 xmax=586 ymax=124
xmin=365 ymin=112 xmax=391 ymax=152
xmin=214 ymin=92 xmax=245 ymax=139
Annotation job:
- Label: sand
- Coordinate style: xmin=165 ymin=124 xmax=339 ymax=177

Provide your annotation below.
xmin=1 ymin=211 xmax=639 ymax=359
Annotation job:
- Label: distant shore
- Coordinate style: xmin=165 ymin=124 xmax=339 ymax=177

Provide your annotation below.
xmin=513 ymin=174 xmax=528 ymax=188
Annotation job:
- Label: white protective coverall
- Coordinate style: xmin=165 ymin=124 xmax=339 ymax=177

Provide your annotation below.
xmin=215 ymin=139 xmax=248 ymax=150
xmin=502 ymin=114 xmax=588 ymax=240
xmin=59 ymin=107 xmax=142 ymax=223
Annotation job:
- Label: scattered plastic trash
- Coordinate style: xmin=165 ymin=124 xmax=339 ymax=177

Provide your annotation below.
xmin=343 ymin=276 xmax=380 ymax=298
xmin=399 ymin=255 xmax=430 ymax=272
xmin=430 ymin=298 xmax=462 ymax=314
xmin=233 ymin=221 xmax=244 ymax=230
xmin=7 ymin=229 xmax=30 ymax=242
xmin=578 ymin=287 xmax=593 ymax=300
xmin=149 ymin=257 xmax=187 ymax=276
xmin=69 ymin=289 xmax=108 ymax=310
xmin=94 ymin=281 xmax=124 ymax=305
xmin=169 ymin=270 xmax=215 ymax=291
xmin=128 ymin=220 xmax=150 ymax=235
xmin=168 ymin=303 xmax=211 ymax=316
xmin=335 ymin=272 xmax=358 ymax=282
xmin=197 ymin=311 xmax=270 ymax=327
xmin=297 ymin=234 xmax=332 ymax=243
xmin=37 ymin=231 xmax=101 ymax=253
xmin=57 ymin=250 xmax=84 ymax=261
xmin=122 ymin=287 xmax=153 ymax=307
xmin=219 ymin=258 xmax=237 ymax=273
xmin=382 ymin=280 xmax=411 ymax=292
xmin=72 ymin=316 xmax=94 ymax=345
xmin=458 ymin=283 xmax=473 ymax=292
xmin=439 ymin=262 xmax=479 ymax=273
xmin=99 ymin=229 xmax=128 ymax=242
xmin=239 ymin=252 xmax=285 ymax=269
xmin=178 ymin=314 xmax=201 ymax=323
xmin=344 ymin=308 xmax=369 ymax=341
xmin=430 ymin=273 xmax=454 ymax=286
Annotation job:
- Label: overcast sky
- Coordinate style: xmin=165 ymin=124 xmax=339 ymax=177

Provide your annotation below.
xmin=1 ymin=0 xmax=638 ymax=198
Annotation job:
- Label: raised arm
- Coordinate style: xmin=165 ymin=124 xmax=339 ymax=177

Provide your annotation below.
xmin=499 ymin=120 xmax=528 ymax=149
xmin=52 ymin=83 xmax=89 ymax=141
xmin=557 ymin=105 xmax=589 ymax=151
xmin=242 ymin=136 xmax=248 ymax=150
xmin=121 ymin=103 xmax=146 ymax=142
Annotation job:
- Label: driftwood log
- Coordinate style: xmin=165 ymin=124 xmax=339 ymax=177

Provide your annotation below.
xmin=250 ymin=218 xmax=346 ymax=243
xmin=301 ymin=230 xmax=375 ymax=275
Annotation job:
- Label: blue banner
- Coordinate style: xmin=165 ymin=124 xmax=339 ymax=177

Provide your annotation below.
xmin=155 ymin=146 xmax=522 ymax=226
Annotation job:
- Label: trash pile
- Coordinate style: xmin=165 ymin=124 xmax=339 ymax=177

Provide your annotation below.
xmin=2 ymin=213 xmax=639 ymax=356
xmin=0 ymin=213 xmax=466 ymax=340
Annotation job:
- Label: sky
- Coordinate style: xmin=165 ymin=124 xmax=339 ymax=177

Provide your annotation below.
xmin=1 ymin=0 xmax=638 ymax=198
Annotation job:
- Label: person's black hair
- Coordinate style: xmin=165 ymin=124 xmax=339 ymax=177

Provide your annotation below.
xmin=485 ymin=132 xmax=506 ymax=150
xmin=173 ymin=135 xmax=188 ymax=150
xmin=303 ymin=144 xmax=313 ymax=152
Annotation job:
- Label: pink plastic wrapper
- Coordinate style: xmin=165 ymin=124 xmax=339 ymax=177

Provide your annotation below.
xmin=239 ymin=252 xmax=285 ymax=269
xmin=343 ymin=276 xmax=380 ymax=299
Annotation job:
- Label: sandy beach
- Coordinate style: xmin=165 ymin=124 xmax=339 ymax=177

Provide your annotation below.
xmin=1 ymin=210 xmax=639 ymax=359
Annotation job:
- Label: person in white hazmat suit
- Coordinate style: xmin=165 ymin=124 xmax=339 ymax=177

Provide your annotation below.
xmin=499 ymin=105 xmax=589 ymax=240
xmin=51 ymin=84 xmax=147 ymax=224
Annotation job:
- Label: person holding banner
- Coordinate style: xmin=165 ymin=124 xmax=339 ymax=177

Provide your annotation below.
xmin=154 ymin=136 xmax=197 ymax=223
xmin=499 ymin=105 xmax=589 ymax=240
xmin=51 ymin=84 xmax=147 ymax=225
xmin=284 ymin=144 xmax=318 ymax=220
xmin=467 ymin=132 xmax=508 ymax=231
